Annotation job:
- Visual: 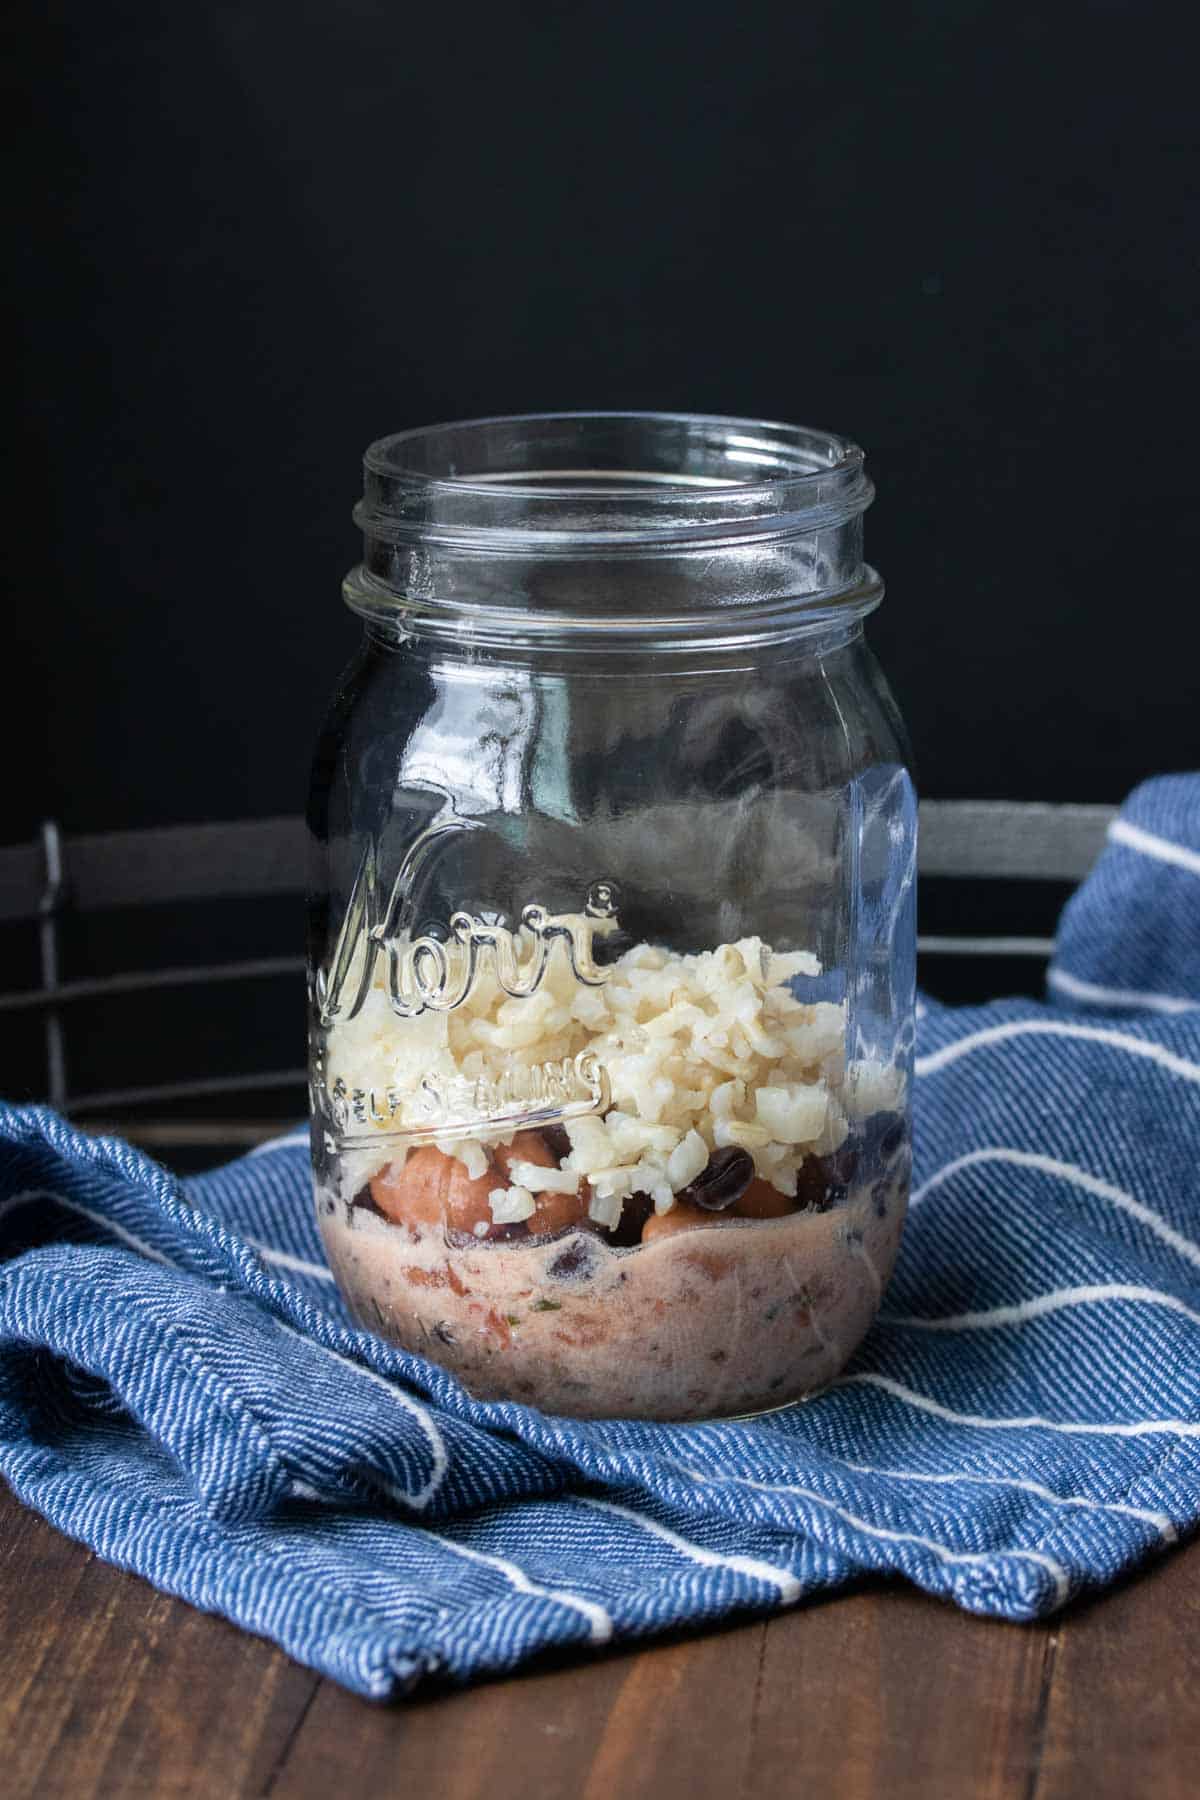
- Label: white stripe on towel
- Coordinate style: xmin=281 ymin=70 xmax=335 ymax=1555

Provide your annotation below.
xmin=668 ymin=1460 xmax=1070 ymax=1605
xmin=883 ymin=1281 xmax=1200 ymax=1333
xmin=275 ymin=1323 xmax=448 ymax=1510
xmin=831 ymin=1459 xmax=1175 ymax=1543
xmin=0 ymin=1188 xmax=176 ymax=1266
xmin=1108 ymin=817 xmax=1200 ymax=878
xmin=915 ymin=1021 xmax=1200 ymax=1083
xmin=1047 ymin=968 xmax=1198 ymax=1015
xmin=246 ymin=1238 xmax=336 ymax=1282
xmin=575 ymin=1496 xmax=803 ymax=1602
xmin=840 ymin=1372 xmax=1200 ymax=1439
xmin=422 ymin=1530 xmax=613 ymax=1643
xmin=908 ymin=1148 xmax=1200 ymax=1270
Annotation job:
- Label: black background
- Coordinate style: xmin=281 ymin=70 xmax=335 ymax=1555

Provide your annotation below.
xmin=2 ymin=2 xmax=1198 ymax=1105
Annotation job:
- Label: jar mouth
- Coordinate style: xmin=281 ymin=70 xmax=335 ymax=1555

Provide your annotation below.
xmin=357 ymin=411 xmax=870 ymax=540
xmin=350 ymin=411 xmax=881 ymax=649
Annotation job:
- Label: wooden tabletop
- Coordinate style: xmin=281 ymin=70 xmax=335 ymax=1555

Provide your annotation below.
xmin=2 ymin=1483 xmax=1195 ymax=1799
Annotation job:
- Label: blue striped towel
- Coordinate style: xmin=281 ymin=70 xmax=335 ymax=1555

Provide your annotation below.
xmin=2 ymin=775 xmax=1198 ymax=1700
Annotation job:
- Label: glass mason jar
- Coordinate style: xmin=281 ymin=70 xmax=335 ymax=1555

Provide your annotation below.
xmin=307 ymin=412 xmax=915 ymax=1421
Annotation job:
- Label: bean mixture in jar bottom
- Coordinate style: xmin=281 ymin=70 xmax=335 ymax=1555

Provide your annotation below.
xmin=316 ymin=1117 xmax=908 ymax=1420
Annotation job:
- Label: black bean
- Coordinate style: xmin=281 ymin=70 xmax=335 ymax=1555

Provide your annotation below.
xmin=351 ymin=1184 xmax=385 ymax=1218
xmin=679 ymin=1147 xmax=755 ymax=1212
xmin=547 ymin=1238 xmax=600 ymax=1282
xmin=794 ymin=1156 xmax=834 ymax=1212
xmin=879 ymin=1119 xmax=906 ymax=1162
xmin=822 ymin=1142 xmax=860 ymax=1189
xmin=860 ymin=1110 xmax=906 ymax=1162
xmin=606 ymin=1190 xmax=653 ymax=1246
xmin=541 ymin=1124 xmax=572 ymax=1161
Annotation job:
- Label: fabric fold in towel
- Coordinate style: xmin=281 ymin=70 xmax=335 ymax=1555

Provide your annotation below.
xmin=2 ymin=774 xmax=1199 ymax=1699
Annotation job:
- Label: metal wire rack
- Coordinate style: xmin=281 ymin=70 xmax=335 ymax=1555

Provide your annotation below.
xmin=0 ymin=803 xmax=1116 ymax=1148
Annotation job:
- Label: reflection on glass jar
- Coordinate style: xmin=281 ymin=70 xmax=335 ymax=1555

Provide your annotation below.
xmin=307 ymin=412 xmax=916 ymax=1420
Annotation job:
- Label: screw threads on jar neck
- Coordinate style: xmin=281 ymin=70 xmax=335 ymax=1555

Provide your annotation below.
xmin=347 ymin=411 xmax=882 ymax=652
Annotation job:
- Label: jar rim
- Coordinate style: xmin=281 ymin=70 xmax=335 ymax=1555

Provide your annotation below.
xmin=361 ymin=410 xmax=866 ymax=510
xmin=349 ymin=411 xmax=881 ymax=649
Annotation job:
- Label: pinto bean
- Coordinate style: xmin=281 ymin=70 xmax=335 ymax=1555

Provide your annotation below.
xmin=370 ymin=1146 xmax=497 ymax=1234
xmin=495 ymin=1130 xmax=591 ymax=1236
xmin=731 ymin=1178 xmax=795 ymax=1219
xmin=641 ymin=1199 xmax=714 ymax=1240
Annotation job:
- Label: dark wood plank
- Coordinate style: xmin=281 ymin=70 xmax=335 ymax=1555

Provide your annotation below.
xmin=0 ymin=1485 xmax=318 ymax=1800
xmin=268 ymin=1622 xmax=768 ymax=1800
xmin=1035 ymin=1545 xmax=1200 ymax=1800
xmin=746 ymin=1584 xmax=1049 ymax=1799
xmin=269 ymin=1587 xmax=1050 ymax=1800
